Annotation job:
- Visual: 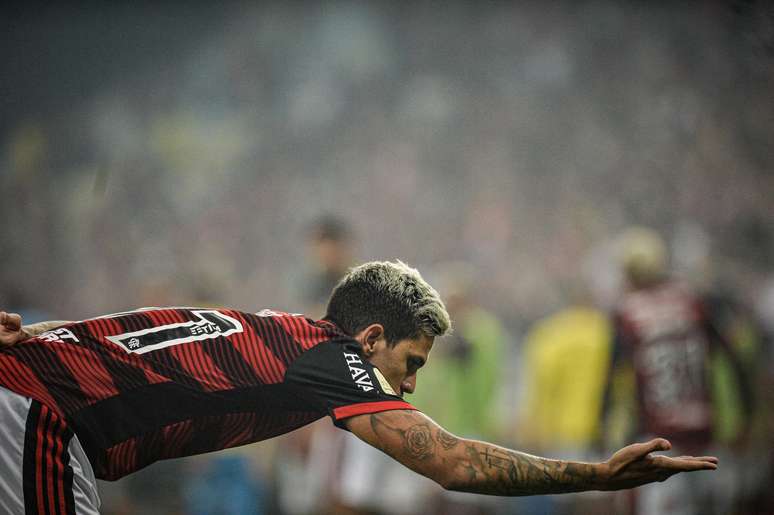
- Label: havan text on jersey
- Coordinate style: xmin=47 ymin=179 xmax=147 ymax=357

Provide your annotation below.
xmin=343 ymin=351 xmax=374 ymax=392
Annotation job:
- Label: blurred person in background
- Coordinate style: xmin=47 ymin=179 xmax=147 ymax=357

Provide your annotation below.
xmin=701 ymin=288 xmax=771 ymax=515
xmin=517 ymin=279 xmax=614 ymax=515
xmin=275 ymin=215 xmax=357 ymax=515
xmin=298 ymin=215 xmax=356 ymax=320
xmin=603 ymin=227 xmax=753 ymax=515
xmin=0 ymin=261 xmax=719 ymax=515
xmin=672 ymin=224 xmax=772 ymax=514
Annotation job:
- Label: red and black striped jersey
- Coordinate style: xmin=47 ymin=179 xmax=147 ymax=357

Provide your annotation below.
xmin=613 ymin=281 xmax=714 ymax=448
xmin=0 ymin=308 xmax=415 ymax=480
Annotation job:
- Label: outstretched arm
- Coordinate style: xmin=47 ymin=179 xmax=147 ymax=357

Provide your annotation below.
xmin=0 ymin=312 xmax=72 ymax=347
xmin=346 ymin=409 xmax=717 ymax=496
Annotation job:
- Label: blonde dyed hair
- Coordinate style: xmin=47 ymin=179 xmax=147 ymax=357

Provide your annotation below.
xmin=325 ymin=260 xmax=452 ymax=344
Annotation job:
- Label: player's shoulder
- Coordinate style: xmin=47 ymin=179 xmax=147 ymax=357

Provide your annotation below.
xmin=244 ymin=309 xmax=349 ymax=347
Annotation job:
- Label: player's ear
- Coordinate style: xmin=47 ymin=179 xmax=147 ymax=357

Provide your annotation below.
xmin=355 ymin=324 xmax=385 ymax=357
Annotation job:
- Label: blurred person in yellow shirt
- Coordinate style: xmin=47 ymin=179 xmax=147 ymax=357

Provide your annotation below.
xmin=521 ymin=305 xmax=612 ymax=452
xmin=518 ymin=283 xmax=614 ymax=515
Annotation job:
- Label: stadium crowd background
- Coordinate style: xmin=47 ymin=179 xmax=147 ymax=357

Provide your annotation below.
xmin=2 ymin=2 xmax=773 ymax=514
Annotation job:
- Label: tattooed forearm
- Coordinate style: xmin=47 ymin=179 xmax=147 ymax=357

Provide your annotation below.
xmin=354 ymin=411 xmax=715 ymax=497
xmin=363 ymin=411 xmax=601 ymax=496
xmin=466 ymin=445 xmax=598 ymax=495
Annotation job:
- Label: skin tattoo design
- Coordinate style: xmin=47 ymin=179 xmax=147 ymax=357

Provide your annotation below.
xmin=364 ymin=409 xmax=682 ymax=496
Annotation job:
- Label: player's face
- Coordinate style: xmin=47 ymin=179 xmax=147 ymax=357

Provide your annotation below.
xmin=366 ymin=333 xmax=434 ymax=397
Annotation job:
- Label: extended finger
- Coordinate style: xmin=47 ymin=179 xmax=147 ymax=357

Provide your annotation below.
xmin=674 ymin=456 xmax=719 ymax=464
xmin=651 ymin=455 xmax=718 ymax=471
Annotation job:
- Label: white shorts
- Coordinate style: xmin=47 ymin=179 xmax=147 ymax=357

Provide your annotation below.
xmin=0 ymin=386 xmax=101 ymax=515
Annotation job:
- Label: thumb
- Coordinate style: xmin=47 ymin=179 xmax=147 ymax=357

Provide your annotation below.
xmin=629 ymin=438 xmax=671 ymax=460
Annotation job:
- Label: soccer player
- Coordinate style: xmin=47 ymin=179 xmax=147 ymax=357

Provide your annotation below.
xmin=0 ymin=261 xmax=717 ymax=515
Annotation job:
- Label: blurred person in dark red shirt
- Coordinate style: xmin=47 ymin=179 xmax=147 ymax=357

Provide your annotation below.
xmin=605 ymin=227 xmax=752 ymax=515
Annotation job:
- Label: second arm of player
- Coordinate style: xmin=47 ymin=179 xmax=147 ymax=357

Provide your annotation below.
xmin=0 ymin=312 xmax=73 ymax=346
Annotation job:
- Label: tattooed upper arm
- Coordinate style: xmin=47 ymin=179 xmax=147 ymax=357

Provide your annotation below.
xmin=345 ymin=410 xmax=460 ymax=487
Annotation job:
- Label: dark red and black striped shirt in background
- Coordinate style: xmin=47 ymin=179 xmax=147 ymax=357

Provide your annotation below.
xmin=613 ymin=282 xmax=715 ymax=449
xmin=0 ymin=308 xmax=415 ymax=480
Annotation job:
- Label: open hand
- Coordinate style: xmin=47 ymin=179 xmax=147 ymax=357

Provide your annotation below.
xmin=0 ymin=311 xmax=24 ymax=347
xmin=599 ymin=438 xmax=718 ymax=490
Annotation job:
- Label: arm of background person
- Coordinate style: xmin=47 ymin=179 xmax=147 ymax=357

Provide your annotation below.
xmin=0 ymin=311 xmax=72 ymax=346
xmin=705 ymin=318 xmax=755 ymax=428
xmin=346 ymin=409 xmax=717 ymax=496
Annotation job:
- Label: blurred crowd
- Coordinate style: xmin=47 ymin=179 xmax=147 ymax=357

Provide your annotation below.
xmin=2 ymin=2 xmax=773 ymax=514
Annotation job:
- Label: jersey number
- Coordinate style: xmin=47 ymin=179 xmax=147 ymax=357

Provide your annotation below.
xmin=107 ymin=310 xmax=244 ymax=355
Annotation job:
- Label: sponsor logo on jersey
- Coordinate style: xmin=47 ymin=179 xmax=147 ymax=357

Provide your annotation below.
xmin=108 ymin=310 xmax=243 ymax=354
xmin=343 ymin=351 xmax=374 ymax=392
xmin=373 ymin=368 xmax=397 ymax=396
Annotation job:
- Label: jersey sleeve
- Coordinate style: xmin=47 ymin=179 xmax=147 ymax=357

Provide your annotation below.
xmin=284 ymin=339 xmax=417 ymax=428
